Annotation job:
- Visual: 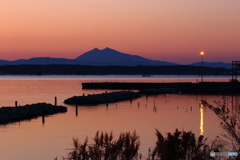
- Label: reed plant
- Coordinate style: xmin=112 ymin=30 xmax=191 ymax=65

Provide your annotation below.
xmin=67 ymin=131 xmax=140 ymax=160
xmin=148 ymin=129 xmax=221 ymax=160
xmin=54 ymin=129 xmax=225 ymax=160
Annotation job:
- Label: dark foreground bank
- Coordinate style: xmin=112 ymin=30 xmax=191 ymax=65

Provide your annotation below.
xmin=0 ymin=103 xmax=67 ymax=124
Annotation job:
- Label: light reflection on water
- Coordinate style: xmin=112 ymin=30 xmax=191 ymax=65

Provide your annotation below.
xmin=200 ymin=104 xmax=204 ymax=135
xmin=0 ymin=75 xmax=236 ymax=160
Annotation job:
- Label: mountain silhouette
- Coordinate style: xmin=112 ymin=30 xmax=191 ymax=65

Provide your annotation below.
xmin=189 ymin=62 xmax=232 ymax=69
xmin=75 ymin=47 xmax=177 ymax=66
xmin=0 ymin=47 xmax=233 ymax=68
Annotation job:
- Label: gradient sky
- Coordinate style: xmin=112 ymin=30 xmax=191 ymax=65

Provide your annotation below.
xmin=1 ymin=0 xmax=240 ymax=64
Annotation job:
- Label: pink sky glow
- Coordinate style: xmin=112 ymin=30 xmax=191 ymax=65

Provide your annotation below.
xmin=1 ymin=0 xmax=240 ymax=64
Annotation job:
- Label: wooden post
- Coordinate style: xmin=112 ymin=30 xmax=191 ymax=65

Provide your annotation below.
xmin=55 ymin=96 xmax=57 ymax=106
xmin=42 ymin=115 xmax=45 ymax=124
xmin=15 ymin=101 xmax=18 ymax=107
xmin=76 ymin=101 xmax=78 ymax=116
xmin=42 ymin=105 xmax=45 ymax=124
xmin=106 ymin=91 xmax=108 ymax=107
xmin=138 ymin=102 xmax=140 ymax=108
xmin=106 ymin=97 xmax=108 ymax=107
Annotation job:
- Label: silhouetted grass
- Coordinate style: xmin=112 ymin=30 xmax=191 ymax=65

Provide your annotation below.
xmin=67 ymin=131 xmax=140 ymax=160
xmin=149 ymin=129 xmax=222 ymax=160
xmin=54 ymin=129 xmax=226 ymax=160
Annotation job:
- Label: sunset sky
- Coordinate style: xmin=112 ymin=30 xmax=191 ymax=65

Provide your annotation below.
xmin=1 ymin=0 xmax=240 ymax=64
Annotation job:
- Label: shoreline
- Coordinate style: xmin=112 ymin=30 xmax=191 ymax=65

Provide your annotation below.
xmin=0 ymin=74 xmax=232 ymax=79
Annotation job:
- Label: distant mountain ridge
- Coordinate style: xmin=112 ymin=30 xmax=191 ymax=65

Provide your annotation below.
xmin=0 ymin=47 xmax=233 ymax=68
xmin=189 ymin=62 xmax=232 ymax=69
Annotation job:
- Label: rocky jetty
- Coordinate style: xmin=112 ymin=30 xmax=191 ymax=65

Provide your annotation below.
xmin=0 ymin=103 xmax=67 ymax=124
xmin=139 ymin=88 xmax=180 ymax=95
xmin=64 ymin=91 xmax=141 ymax=105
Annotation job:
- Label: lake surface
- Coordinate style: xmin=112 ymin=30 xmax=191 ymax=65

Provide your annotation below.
xmin=0 ymin=75 xmax=237 ymax=160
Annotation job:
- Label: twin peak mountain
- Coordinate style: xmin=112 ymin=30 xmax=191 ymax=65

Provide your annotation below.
xmin=75 ymin=47 xmax=176 ymax=66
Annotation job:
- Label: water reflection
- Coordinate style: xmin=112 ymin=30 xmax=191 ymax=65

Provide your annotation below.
xmin=200 ymin=103 xmax=204 ymax=135
xmin=0 ymin=77 xmax=228 ymax=160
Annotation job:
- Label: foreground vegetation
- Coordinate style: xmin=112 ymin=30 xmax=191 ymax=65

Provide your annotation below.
xmin=55 ymin=129 xmax=219 ymax=160
xmin=202 ymin=99 xmax=240 ymax=157
xmin=55 ymin=98 xmax=240 ymax=160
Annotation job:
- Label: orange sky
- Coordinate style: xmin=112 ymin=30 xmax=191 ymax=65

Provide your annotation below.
xmin=1 ymin=0 xmax=240 ymax=64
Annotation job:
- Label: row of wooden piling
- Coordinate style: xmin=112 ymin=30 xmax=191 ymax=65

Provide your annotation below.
xmin=12 ymin=94 xmax=196 ymax=119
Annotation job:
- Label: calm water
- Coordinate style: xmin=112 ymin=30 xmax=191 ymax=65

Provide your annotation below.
xmin=0 ymin=75 xmax=237 ymax=160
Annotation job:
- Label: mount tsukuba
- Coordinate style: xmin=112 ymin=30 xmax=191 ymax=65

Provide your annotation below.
xmin=75 ymin=47 xmax=177 ymax=66
xmin=0 ymin=48 xmax=232 ymax=68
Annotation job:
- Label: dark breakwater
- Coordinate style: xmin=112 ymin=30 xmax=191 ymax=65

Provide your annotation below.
xmin=82 ymin=82 xmax=240 ymax=94
xmin=0 ymin=103 xmax=67 ymax=124
xmin=64 ymin=91 xmax=141 ymax=105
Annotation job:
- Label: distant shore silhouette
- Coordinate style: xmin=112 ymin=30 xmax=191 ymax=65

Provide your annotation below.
xmin=0 ymin=64 xmax=231 ymax=75
xmin=0 ymin=47 xmax=233 ymax=68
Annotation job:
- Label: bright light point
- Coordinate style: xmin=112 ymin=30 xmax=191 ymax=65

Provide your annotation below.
xmin=200 ymin=51 xmax=204 ymax=55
